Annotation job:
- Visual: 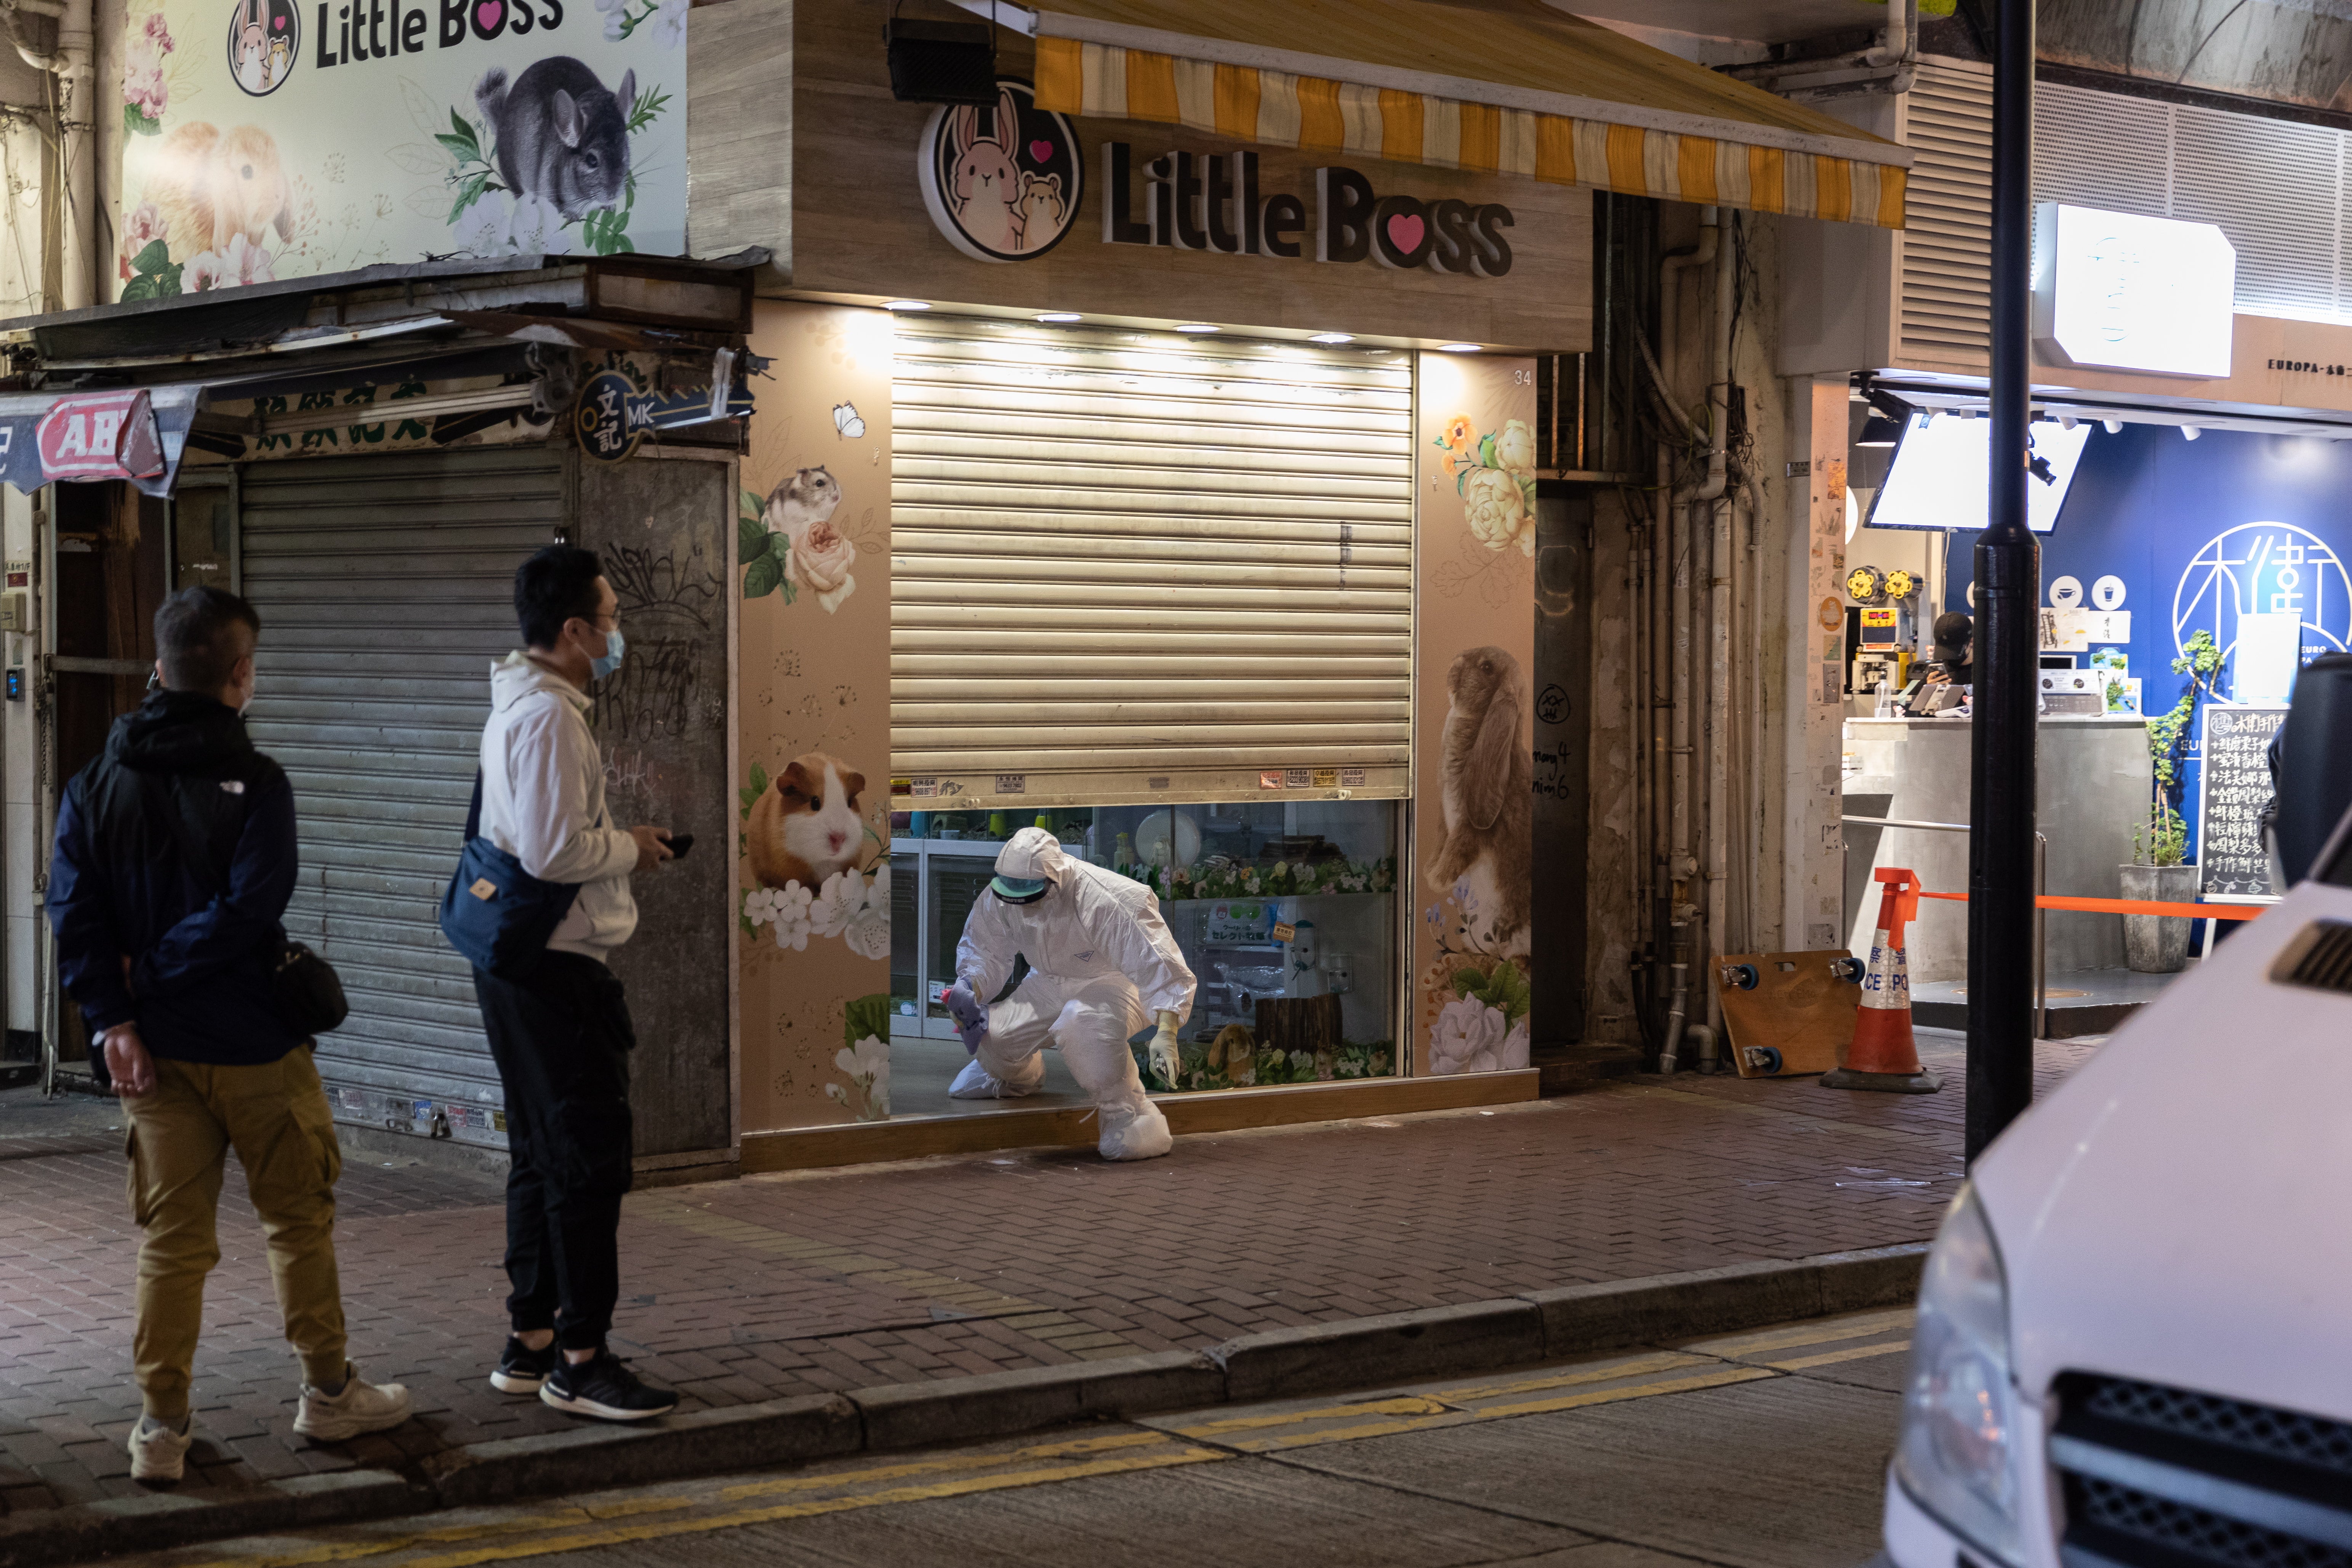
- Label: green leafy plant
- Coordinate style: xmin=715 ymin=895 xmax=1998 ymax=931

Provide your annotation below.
xmin=1157 ymin=1037 xmax=1393 ymax=1092
xmin=576 ymin=178 xmax=637 ymax=256
xmin=2145 ymin=628 xmax=2225 ymax=844
xmin=738 ymin=760 xmax=769 ymax=822
xmin=625 ymin=83 xmax=671 ymax=134
xmin=1121 ymin=856 xmax=1395 ymax=902
xmin=119 ymin=239 xmax=182 ymax=302
xmin=123 ymin=101 xmax=162 ymax=137
xmin=738 ymin=488 xmax=797 ymax=602
xmin=1452 ymin=956 xmax=1531 ymax=1024
xmin=437 ymin=108 xmax=507 ymax=224
xmin=2134 ymin=804 xmax=2189 ymax=868
xmin=842 ymin=993 xmax=892 ymax=1052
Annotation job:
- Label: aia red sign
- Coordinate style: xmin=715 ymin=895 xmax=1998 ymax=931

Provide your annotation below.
xmin=37 ymin=391 xmax=164 ymax=481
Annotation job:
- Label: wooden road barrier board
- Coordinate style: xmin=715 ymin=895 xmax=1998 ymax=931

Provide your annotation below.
xmin=1715 ymin=950 xmax=1861 ymax=1078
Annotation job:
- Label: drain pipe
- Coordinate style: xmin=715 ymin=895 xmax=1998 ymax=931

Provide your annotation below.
xmin=1658 ymin=207 xmax=1725 ymax=1074
xmin=1704 ymin=216 xmax=1738 ymax=1046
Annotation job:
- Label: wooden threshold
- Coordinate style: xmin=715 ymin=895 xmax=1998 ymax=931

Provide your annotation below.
xmin=738 ymin=1071 xmax=1540 ymax=1174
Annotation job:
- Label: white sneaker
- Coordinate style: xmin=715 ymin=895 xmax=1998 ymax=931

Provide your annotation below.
xmin=292 ymin=1363 xmax=413 ymax=1441
xmin=949 ymin=1054 xmax=1043 ymax=1099
xmin=127 ymin=1414 xmax=192 ymax=1483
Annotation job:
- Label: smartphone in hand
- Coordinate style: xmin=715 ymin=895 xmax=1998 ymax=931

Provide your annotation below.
xmin=665 ymin=833 xmax=694 ymax=859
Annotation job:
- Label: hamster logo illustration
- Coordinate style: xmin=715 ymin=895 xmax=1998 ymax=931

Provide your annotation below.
xmin=917 ymin=78 xmax=1082 ymax=263
xmin=224 ymin=0 xmax=299 ymax=96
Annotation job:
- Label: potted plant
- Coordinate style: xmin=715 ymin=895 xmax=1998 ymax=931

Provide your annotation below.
xmin=2122 ymin=804 xmax=2196 ymax=973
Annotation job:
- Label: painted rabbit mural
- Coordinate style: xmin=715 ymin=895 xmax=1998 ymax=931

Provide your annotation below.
xmin=916 ymin=77 xmax=1083 ymax=262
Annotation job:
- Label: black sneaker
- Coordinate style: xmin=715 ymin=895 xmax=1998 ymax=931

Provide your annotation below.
xmin=489 ymin=1336 xmax=559 ymax=1395
xmin=539 ymin=1350 xmax=677 ymax=1422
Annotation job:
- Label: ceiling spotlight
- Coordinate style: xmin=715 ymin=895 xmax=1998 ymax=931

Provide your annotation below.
xmin=1036 ymin=312 xmax=1082 ymax=324
xmin=1438 ymin=343 xmax=1482 ymax=353
xmin=884 ymin=300 xmax=932 ymax=311
xmin=2102 ymin=419 xmax=2123 ymax=435
xmin=1174 ymin=323 xmax=1220 ymax=334
xmin=1308 ymin=332 xmax=1355 ymax=345
xmin=2182 ymin=424 xmax=2202 ymax=440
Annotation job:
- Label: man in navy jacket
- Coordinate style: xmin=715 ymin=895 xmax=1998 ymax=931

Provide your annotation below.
xmin=47 ymin=585 xmax=411 ymax=1483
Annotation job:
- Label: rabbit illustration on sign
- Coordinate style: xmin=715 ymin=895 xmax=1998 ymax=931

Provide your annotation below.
xmin=146 ymin=121 xmax=292 ymax=261
xmin=475 ymin=58 xmax=635 ymax=221
xmin=1426 ymin=645 xmax=1532 ymax=955
xmin=946 ymin=85 xmax=1026 ymax=255
xmin=233 ymin=0 xmax=271 ymax=92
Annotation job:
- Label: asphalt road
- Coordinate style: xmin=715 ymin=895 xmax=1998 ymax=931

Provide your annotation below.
xmin=117 ymin=1307 xmax=1911 ymax=1568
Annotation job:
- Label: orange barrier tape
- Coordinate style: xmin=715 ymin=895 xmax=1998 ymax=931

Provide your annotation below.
xmin=1916 ymin=891 xmax=2265 ymax=920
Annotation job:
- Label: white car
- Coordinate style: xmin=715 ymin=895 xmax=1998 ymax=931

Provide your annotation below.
xmin=1881 ymin=866 xmax=2352 ymax=1568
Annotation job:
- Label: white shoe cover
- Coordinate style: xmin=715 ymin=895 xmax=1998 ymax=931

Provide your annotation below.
xmin=1096 ymin=1097 xmax=1172 ymax=1161
xmin=949 ymin=1054 xmax=1043 ymax=1099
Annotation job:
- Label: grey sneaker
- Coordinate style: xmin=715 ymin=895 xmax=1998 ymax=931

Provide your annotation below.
xmin=127 ymin=1414 xmax=192 ymax=1483
xmin=292 ymin=1363 xmax=413 ymax=1441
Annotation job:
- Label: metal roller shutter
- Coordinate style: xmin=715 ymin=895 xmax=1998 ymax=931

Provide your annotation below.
xmin=891 ymin=316 xmax=1415 ymax=809
xmin=239 ymin=448 xmax=564 ymax=1142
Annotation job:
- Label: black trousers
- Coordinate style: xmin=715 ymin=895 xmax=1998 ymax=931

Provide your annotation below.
xmin=472 ymin=952 xmax=636 ymax=1350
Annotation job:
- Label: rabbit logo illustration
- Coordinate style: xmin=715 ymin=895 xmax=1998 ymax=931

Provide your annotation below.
xmin=917 ymin=77 xmax=1083 ymax=264
xmin=224 ymin=0 xmax=299 ymax=96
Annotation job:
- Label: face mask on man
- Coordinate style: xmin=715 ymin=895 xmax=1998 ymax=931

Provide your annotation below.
xmin=591 ymin=626 xmax=626 ymax=680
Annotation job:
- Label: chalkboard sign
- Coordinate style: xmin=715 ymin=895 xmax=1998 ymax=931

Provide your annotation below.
xmin=2197 ymin=704 xmax=2289 ymax=897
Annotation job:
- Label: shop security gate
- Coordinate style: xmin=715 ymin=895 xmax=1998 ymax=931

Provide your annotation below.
xmin=239 ymin=448 xmax=564 ymax=1146
xmin=891 ymin=316 xmax=1415 ymax=807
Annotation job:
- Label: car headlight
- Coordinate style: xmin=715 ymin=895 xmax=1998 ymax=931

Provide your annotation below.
xmin=1894 ymin=1185 xmax=2023 ymax=1567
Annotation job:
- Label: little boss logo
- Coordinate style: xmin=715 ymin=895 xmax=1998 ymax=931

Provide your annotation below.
xmin=1102 ymin=144 xmax=1514 ymax=275
xmin=309 ymin=0 xmax=565 ymax=71
xmin=913 ymin=77 xmax=1514 ymax=274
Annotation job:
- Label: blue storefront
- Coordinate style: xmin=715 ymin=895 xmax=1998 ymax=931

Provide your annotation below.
xmin=1939 ymin=421 xmax=2352 ymax=871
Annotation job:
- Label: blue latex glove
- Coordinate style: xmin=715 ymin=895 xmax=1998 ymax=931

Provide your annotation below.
xmin=945 ymin=977 xmax=989 ymax=1054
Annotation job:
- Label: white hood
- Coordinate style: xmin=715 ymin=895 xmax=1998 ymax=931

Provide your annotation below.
xmin=1974 ymin=875 xmax=2352 ymax=1421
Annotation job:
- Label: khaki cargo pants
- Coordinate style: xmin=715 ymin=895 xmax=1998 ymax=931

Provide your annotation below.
xmin=123 ymin=1047 xmax=348 ymax=1421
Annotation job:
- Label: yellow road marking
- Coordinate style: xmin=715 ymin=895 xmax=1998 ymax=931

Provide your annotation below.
xmin=1475 ymin=1365 xmax=1780 ymax=1421
xmin=381 ymin=1449 xmax=1230 ymax=1568
xmin=1429 ymin=1351 xmax=1714 ymax=1403
xmin=1685 ymin=1309 xmax=1915 ymax=1359
xmin=713 ymin=1429 xmax=1174 ymax=1502
xmin=1764 ymin=1339 xmax=1911 ymax=1372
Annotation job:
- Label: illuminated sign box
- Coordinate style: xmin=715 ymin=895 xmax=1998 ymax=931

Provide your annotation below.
xmin=2033 ymin=203 xmax=2236 ymax=378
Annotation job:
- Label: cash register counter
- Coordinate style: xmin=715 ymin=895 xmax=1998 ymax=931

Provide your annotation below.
xmin=1842 ymin=715 xmax=2153 ymax=983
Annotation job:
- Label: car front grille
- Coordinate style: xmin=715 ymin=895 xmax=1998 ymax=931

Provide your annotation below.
xmin=2054 ymin=1373 xmax=2352 ymax=1568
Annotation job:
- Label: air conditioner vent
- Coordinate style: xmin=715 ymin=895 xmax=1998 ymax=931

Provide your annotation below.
xmin=2275 ymin=921 xmax=2352 ymax=993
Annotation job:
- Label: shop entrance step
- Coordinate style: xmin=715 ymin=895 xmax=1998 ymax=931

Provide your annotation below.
xmin=1908 ymin=965 xmax=2185 ymax=1038
xmin=1531 ymin=1044 xmax=1645 ymax=1095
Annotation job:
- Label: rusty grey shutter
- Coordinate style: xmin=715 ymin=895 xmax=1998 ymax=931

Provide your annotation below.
xmin=890 ymin=315 xmax=1415 ymax=809
xmin=238 ymin=448 xmax=563 ymax=1145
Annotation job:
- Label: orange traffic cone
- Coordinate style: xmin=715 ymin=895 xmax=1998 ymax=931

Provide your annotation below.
xmin=1822 ymin=866 xmax=1942 ymax=1094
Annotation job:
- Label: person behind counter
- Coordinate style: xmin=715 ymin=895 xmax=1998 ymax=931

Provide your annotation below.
xmin=1902 ymin=612 xmax=1974 ymax=715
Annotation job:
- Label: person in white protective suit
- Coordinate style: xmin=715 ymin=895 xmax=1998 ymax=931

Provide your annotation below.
xmin=943 ymin=828 xmax=1194 ymax=1162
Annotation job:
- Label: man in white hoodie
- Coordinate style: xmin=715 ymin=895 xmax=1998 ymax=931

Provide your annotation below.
xmin=470 ymin=545 xmax=676 ymax=1422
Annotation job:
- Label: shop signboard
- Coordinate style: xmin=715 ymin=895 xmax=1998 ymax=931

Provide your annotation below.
xmin=113 ymin=0 xmax=685 ymax=301
xmin=0 ymin=386 xmax=202 ymax=497
xmin=2033 ymin=203 xmax=2236 ymax=379
xmin=2196 ymin=705 xmax=2287 ymax=898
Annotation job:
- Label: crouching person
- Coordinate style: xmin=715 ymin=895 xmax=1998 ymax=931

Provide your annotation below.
xmin=45 ymin=586 xmax=411 ymax=1483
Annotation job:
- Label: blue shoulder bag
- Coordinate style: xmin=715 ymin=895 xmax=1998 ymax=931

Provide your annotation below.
xmin=438 ymin=771 xmax=581 ymax=979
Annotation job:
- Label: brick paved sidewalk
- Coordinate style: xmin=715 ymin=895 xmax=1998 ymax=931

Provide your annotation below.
xmin=0 ymin=1030 xmax=2091 ymax=1519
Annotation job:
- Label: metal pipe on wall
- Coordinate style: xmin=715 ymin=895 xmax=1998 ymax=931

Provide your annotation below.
xmin=1658 ymin=207 xmax=1725 ymax=1073
xmin=1703 ymin=213 xmax=1737 ymax=1035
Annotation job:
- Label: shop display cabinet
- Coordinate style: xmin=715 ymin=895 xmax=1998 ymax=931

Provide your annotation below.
xmin=887 ymin=799 xmax=1403 ymax=1092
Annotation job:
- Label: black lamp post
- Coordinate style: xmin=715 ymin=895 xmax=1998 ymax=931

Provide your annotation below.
xmin=1966 ymin=0 xmax=2040 ymax=1163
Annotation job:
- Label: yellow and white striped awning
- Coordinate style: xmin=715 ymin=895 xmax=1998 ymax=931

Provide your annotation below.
xmin=969 ymin=0 xmax=1911 ymax=229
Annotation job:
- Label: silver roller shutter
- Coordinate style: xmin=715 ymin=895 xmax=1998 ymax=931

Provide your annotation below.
xmin=239 ymin=448 xmax=564 ymax=1143
xmin=891 ymin=316 xmax=1415 ymax=809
